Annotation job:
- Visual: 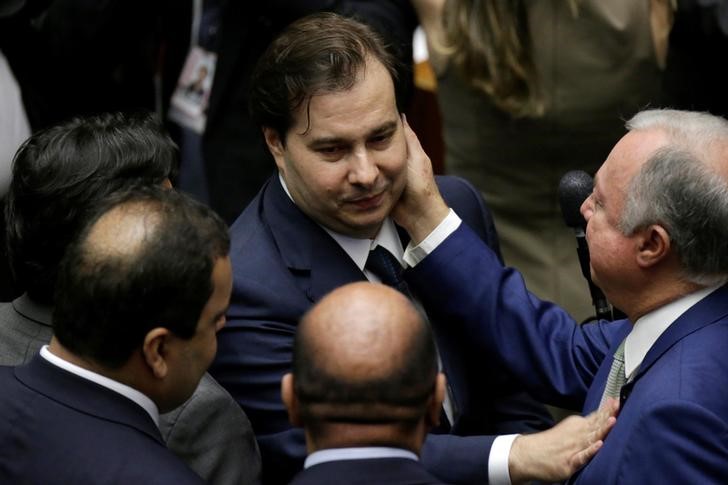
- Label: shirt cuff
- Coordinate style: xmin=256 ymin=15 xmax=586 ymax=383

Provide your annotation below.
xmin=488 ymin=434 xmax=518 ymax=485
xmin=402 ymin=209 xmax=461 ymax=267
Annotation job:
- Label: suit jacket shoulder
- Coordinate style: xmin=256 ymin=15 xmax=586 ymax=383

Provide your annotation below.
xmin=0 ymin=294 xmax=53 ymax=366
xmin=160 ymin=372 xmax=262 ymax=485
xmin=0 ymin=356 xmax=203 ymax=484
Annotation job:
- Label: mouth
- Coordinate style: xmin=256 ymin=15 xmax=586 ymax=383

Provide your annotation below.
xmin=348 ymin=191 xmax=385 ymax=211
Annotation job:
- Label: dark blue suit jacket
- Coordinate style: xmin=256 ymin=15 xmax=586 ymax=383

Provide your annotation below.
xmin=0 ymin=355 xmax=204 ymax=484
xmin=409 ymin=223 xmax=728 ymax=484
xmin=289 ymin=457 xmax=447 ymax=485
xmin=211 ymin=175 xmax=552 ymax=484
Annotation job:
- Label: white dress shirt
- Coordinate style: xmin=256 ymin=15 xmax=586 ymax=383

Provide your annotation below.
xmin=40 ymin=345 xmax=160 ymax=426
xmin=624 ymin=284 xmax=721 ymax=379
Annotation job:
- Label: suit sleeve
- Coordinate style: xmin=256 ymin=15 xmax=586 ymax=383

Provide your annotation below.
xmin=615 ymin=400 xmax=728 ymax=483
xmin=160 ymin=373 xmax=262 ymax=485
xmin=408 ymin=221 xmax=625 ymax=409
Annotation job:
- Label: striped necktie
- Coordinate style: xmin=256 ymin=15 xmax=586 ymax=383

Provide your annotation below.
xmin=600 ymin=340 xmax=626 ymax=408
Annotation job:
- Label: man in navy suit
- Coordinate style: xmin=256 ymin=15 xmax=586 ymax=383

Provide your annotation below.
xmin=0 ymin=186 xmax=232 ymax=484
xmin=393 ymin=108 xmax=728 ymax=483
xmin=211 ymin=12 xmax=617 ymax=485
xmin=0 ymin=111 xmax=261 ymax=485
xmin=284 ymin=282 xmax=448 ymax=484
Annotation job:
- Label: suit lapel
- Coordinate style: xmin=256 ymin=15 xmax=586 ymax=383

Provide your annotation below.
xmin=584 ymin=285 xmax=728 ymax=413
xmin=632 ymin=284 xmax=728 ymax=383
xmin=263 ymin=177 xmax=365 ymax=303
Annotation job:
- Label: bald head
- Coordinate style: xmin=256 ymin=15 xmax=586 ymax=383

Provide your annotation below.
xmin=52 ymin=185 xmax=229 ymax=368
xmin=299 ymin=283 xmax=426 ymax=385
xmin=290 ymin=282 xmax=438 ymax=430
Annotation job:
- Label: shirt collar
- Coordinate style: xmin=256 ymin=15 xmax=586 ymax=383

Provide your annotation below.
xmin=278 ymin=173 xmax=405 ymax=273
xmin=40 ymin=345 xmax=160 ymax=426
xmin=624 ymin=285 xmax=721 ymax=377
xmin=304 ymin=447 xmax=418 ymax=469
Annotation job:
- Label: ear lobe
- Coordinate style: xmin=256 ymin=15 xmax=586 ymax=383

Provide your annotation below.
xmin=426 ymin=373 xmax=447 ymax=428
xmin=636 ymin=224 xmax=671 ymax=268
xmin=281 ymin=373 xmax=302 ymax=427
xmin=262 ymin=127 xmax=286 ymax=170
xmin=143 ymin=327 xmax=171 ymax=379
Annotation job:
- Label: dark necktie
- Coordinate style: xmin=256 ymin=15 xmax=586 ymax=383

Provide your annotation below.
xmin=365 ymin=245 xmax=452 ymax=431
xmin=365 ymin=245 xmax=411 ymax=296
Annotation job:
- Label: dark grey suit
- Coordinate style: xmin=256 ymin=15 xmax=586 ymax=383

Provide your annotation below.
xmin=0 ymin=293 xmax=261 ymax=485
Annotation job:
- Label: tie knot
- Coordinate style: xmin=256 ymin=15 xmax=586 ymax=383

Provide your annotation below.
xmin=365 ymin=246 xmax=409 ymax=295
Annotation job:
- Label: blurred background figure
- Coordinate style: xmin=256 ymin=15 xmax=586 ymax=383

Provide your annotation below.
xmin=412 ymin=0 xmax=666 ymax=322
xmin=662 ymin=0 xmax=728 ymax=117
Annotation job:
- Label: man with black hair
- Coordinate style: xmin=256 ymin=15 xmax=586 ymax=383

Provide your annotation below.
xmin=0 ymin=112 xmax=261 ymax=484
xmin=0 ymin=185 xmax=230 ymax=483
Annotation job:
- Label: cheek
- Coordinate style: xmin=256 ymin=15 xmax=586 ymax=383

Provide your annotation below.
xmin=379 ymin=146 xmax=407 ymax=183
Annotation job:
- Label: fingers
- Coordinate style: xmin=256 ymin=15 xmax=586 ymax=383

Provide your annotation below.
xmin=401 ymin=114 xmax=431 ymax=177
xmin=571 ymin=439 xmax=604 ymax=470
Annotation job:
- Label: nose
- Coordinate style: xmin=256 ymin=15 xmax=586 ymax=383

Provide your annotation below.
xmin=580 ymin=194 xmax=594 ymax=222
xmin=348 ymin=148 xmax=378 ymax=187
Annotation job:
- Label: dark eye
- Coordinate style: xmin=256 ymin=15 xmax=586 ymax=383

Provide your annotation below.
xmin=369 ymin=133 xmax=392 ymax=147
xmin=316 ymin=146 xmax=346 ymax=159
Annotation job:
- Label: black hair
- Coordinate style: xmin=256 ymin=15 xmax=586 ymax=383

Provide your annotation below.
xmin=5 ymin=111 xmax=178 ymax=303
xmin=52 ymin=185 xmax=229 ymax=368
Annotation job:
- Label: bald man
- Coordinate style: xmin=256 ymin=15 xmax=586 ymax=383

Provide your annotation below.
xmin=0 ymin=186 xmax=231 ymax=484
xmin=283 ymin=283 xmax=616 ymax=485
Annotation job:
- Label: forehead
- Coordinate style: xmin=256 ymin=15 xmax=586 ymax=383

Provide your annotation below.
xmin=288 ymin=58 xmax=398 ymax=139
xmin=596 ymin=128 xmax=670 ymax=196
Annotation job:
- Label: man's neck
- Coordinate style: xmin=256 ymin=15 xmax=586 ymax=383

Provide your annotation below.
xmin=625 ymin=278 xmax=705 ymax=323
xmin=306 ymin=421 xmax=424 ymax=456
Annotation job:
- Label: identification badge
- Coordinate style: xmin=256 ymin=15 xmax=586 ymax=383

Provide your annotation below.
xmin=168 ymin=46 xmax=217 ymax=134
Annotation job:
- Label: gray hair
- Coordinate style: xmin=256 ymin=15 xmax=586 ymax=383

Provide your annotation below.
xmin=620 ymin=109 xmax=728 ymax=286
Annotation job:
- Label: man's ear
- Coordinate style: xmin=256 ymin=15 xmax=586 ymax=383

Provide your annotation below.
xmin=426 ymin=373 xmax=447 ymax=427
xmin=262 ymin=127 xmax=286 ymax=172
xmin=636 ymin=224 xmax=671 ymax=268
xmin=142 ymin=327 xmax=172 ymax=379
xmin=281 ymin=373 xmax=303 ymax=427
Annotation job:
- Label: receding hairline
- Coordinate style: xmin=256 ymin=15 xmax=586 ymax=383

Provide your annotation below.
xmin=81 ymin=200 xmax=164 ymax=264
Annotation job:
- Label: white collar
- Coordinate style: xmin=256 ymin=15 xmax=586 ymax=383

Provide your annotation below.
xmin=40 ymin=345 xmax=160 ymax=426
xmin=278 ymin=173 xmax=405 ymax=277
xmin=304 ymin=447 xmax=418 ymax=469
xmin=624 ymin=285 xmax=720 ymax=378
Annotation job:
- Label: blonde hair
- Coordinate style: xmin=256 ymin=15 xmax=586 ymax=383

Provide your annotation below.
xmin=437 ymin=0 xmax=578 ymax=118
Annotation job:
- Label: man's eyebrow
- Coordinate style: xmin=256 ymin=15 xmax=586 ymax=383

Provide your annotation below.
xmin=308 ymin=135 xmax=349 ymax=148
xmin=369 ymin=121 xmax=398 ymax=137
xmin=308 ymin=121 xmax=399 ymax=148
